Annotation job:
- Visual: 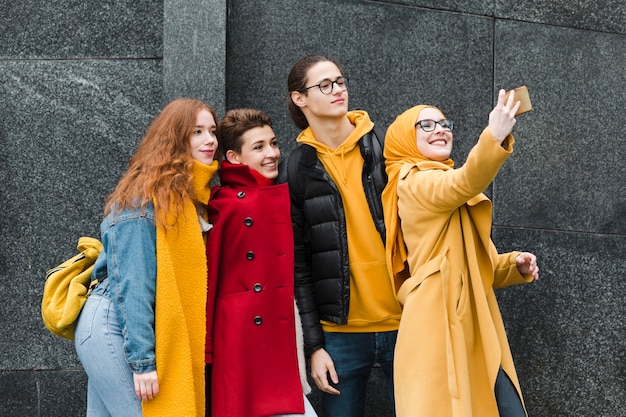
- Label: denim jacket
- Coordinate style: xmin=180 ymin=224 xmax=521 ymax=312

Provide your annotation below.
xmin=90 ymin=203 xmax=157 ymax=373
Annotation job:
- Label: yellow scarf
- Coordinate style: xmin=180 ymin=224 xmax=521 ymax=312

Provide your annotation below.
xmin=381 ymin=105 xmax=454 ymax=292
xmin=143 ymin=160 xmax=217 ymax=417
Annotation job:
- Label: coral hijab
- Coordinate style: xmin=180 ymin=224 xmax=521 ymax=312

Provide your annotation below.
xmin=382 ymin=105 xmax=454 ymax=290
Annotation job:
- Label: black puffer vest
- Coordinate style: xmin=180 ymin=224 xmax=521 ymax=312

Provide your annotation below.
xmin=278 ymin=125 xmax=387 ymax=356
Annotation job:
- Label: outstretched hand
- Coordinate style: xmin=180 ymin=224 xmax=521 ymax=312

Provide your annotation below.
xmin=489 ymin=89 xmax=521 ymax=144
xmin=516 ymin=252 xmax=539 ymax=281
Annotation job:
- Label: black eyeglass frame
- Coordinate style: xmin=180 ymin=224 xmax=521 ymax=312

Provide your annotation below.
xmin=415 ymin=119 xmax=454 ymax=132
xmin=301 ymin=77 xmax=349 ymax=95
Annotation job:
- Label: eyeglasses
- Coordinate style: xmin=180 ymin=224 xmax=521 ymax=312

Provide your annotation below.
xmin=302 ymin=77 xmax=348 ymax=95
xmin=415 ymin=119 xmax=454 ymax=132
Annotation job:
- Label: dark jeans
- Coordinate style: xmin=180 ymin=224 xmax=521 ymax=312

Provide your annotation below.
xmin=495 ymin=367 xmax=526 ymax=417
xmin=322 ymin=331 xmax=397 ymax=417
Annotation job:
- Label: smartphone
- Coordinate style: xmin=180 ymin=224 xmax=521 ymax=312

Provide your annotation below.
xmin=505 ymin=86 xmax=532 ymax=115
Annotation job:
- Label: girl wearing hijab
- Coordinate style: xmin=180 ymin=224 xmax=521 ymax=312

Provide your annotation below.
xmin=381 ymin=90 xmax=539 ymax=417
xmin=74 ymin=98 xmax=219 ymax=417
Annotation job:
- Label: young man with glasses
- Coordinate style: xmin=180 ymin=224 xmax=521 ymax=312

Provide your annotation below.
xmin=279 ymin=54 xmax=401 ymax=417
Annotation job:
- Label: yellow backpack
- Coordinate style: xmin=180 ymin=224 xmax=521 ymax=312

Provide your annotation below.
xmin=41 ymin=237 xmax=103 ymax=340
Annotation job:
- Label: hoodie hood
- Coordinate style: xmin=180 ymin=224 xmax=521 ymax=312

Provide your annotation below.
xmin=296 ymin=110 xmax=373 ymax=152
xmin=296 ymin=110 xmax=374 ymax=185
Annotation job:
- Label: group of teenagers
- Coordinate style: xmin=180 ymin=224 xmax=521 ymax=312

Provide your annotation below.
xmin=73 ymin=54 xmax=539 ymax=417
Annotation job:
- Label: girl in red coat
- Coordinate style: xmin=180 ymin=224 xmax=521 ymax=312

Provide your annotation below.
xmin=205 ymin=108 xmax=317 ymax=417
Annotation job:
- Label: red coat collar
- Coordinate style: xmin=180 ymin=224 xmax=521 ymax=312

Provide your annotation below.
xmin=219 ymin=160 xmax=275 ymax=188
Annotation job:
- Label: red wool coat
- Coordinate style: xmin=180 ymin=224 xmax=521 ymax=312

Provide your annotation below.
xmin=205 ymin=162 xmax=304 ymax=417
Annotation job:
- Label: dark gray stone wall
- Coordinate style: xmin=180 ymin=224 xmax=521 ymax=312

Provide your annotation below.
xmin=1 ymin=1 xmax=165 ymax=416
xmin=1 ymin=0 xmax=623 ymax=416
xmin=163 ymin=0 xmax=226 ymax=111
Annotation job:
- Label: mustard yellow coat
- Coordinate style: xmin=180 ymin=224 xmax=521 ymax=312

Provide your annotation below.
xmin=393 ymin=129 xmax=534 ymax=416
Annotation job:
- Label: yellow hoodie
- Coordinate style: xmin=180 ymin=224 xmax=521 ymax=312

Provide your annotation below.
xmin=296 ymin=111 xmax=401 ymax=333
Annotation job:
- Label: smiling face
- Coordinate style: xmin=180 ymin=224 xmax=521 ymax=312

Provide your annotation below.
xmin=226 ymin=125 xmax=281 ymax=179
xmin=189 ymin=109 xmax=218 ymax=165
xmin=415 ymin=107 xmax=453 ymax=161
xmin=291 ymin=60 xmax=349 ymax=120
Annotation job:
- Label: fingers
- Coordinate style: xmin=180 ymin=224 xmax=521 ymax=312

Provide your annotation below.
xmin=512 ymin=100 xmax=522 ymax=115
xmin=495 ymin=88 xmax=521 ymax=114
xmin=325 ymin=363 xmax=340 ymax=394
xmin=310 ymin=349 xmax=341 ymax=395
xmin=500 ymin=89 xmax=522 ymax=114
xmin=136 ymin=381 xmax=157 ymax=401
xmin=516 ymin=252 xmax=540 ymax=281
xmin=489 ymin=89 xmax=519 ymax=142
xmin=504 ymin=88 xmax=514 ymax=107
xmin=311 ymin=364 xmax=340 ymax=394
xmin=528 ymin=257 xmax=540 ymax=280
xmin=518 ymin=252 xmax=535 ymax=263
xmin=134 ymin=371 xmax=159 ymax=402
xmin=525 ymin=256 xmax=539 ymax=280
xmin=312 ymin=367 xmax=341 ymax=395
xmin=497 ymin=88 xmax=508 ymax=107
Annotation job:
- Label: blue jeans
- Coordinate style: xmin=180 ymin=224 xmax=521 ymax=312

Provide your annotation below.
xmin=322 ymin=331 xmax=397 ymax=417
xmin=75 ymin=281 xmax=142 ymax=417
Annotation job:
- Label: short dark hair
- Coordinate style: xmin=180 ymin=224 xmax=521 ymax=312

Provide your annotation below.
xmin=287 ymin=54 xmax=342 ymax=130
xmin=220 ymin=108 xmax=273 ymax=154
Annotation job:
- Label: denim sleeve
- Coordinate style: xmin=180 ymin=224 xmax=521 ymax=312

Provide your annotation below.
xmin=104 ymin=210 xmax=157 ymax=373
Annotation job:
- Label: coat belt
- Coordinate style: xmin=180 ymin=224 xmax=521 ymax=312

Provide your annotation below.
xmin=397 ymin=253 xmax=459 ymax=399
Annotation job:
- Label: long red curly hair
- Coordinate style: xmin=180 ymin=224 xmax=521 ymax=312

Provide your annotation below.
xmin=104 ymin=98 xmax=219 ymax=228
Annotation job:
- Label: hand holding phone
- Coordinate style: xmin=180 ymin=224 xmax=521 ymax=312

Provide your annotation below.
xmin=505 ymin=86 xmax=532 ymax=115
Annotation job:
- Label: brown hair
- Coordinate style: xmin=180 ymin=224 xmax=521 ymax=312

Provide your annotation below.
xmin=287 ymin=54 xmax=341 ymax=130
xmin=220 ymin=108 xmax=272 ymax=154
xmin=104 ymin=98 xmax=219 ymax=227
